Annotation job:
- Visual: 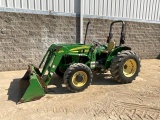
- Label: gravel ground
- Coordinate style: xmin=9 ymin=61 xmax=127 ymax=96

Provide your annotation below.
xmin=0 ymin=59 xmax=160 ymax=120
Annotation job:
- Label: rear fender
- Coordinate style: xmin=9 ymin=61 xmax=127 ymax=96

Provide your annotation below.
xmin=105 ymin=46 xmax=131 ymax=69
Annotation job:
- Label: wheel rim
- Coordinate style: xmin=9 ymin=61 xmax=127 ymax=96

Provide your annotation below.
xmin=72 ymin=71 xmax=88 ymax=87
xmin=123 ymin=59 xmax=137 ymax=77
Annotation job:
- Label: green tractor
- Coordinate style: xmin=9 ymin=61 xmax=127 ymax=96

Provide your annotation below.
xmin=19 ymin=20 xmax=140 ymax=103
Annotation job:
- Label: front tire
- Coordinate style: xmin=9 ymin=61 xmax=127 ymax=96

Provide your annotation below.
xmin=55 ymin=66 xmax=65 ymax=77
xmin=64 ymin=63 xmax=93 ymax=92
xmin=110 ymin=50 xmax=141 ymax=83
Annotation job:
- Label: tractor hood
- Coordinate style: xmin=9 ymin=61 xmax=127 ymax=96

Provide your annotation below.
xmin=48 ymin=43 xmax=92 ymax=53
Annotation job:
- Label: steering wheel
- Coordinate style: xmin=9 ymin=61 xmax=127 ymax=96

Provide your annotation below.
xmin=92 ymin=40 xmax=102 ymax=46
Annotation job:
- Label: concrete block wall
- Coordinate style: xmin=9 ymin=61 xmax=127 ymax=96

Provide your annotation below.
xmin=0 ymin=12 xmax=80 ymax=71
xmin=0 ymin=12 xmax=159 ymax=71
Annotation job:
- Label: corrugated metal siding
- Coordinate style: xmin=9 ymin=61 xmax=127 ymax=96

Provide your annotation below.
xmin=0 ymin=0 xmax=78 ymax=13
xmin=83 ymin=0 xmax=160 ymax=21
xmin=0 ymin=0 xmax=159 ymax=21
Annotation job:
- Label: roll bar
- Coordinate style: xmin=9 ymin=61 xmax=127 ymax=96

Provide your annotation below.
xmin=107 ymin=20 xmax=125 ymax=46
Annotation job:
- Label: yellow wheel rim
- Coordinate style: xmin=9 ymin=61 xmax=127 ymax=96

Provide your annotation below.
xmin=72 ymin=71 xmax=88 ymax=87
xmin=123 ymin=59 xmax=137 ymax=77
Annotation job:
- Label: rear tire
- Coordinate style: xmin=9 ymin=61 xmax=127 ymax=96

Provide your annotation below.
xmin=64 ymin=63 xmax=93 ymax=92
xmin=110 ymin=50 xmax=141 ymax=83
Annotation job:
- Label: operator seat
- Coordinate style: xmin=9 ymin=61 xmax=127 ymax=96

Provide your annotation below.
xmin=101 ymin=41 xmax=115 ymax=53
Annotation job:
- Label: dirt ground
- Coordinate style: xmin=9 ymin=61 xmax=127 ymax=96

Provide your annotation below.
xmin=0 ymin=59 xmax=160 ymax=120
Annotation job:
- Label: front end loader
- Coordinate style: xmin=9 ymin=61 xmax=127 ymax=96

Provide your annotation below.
xmin=19 ymin=20 xmax=140 ymax=103
xmin=19 ymin=43 xmax=92 ymax=103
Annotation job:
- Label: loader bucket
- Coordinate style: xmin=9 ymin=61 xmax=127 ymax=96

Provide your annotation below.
xmin=18 ymin=65 xmax=46 ymax=103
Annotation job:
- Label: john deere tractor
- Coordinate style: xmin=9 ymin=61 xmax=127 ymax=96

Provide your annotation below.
xmin=19 ymin=20 xmax=140 ymax=103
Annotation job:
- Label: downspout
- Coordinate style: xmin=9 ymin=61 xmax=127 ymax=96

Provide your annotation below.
xmin=80 ymin=0 xmax=84 ymax=44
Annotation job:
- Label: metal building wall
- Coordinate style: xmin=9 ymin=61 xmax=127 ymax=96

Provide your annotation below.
xmin=0 ymin=0 xmax=159 ymax=22
xmin=83 ymin=0 xmax=160 ymax=21
xmin=0 ymin=0 xmax=80 ymax=13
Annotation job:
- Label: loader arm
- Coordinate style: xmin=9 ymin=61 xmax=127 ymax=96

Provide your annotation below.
xmin=18 ymin=45 xmax=66 ymax=103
